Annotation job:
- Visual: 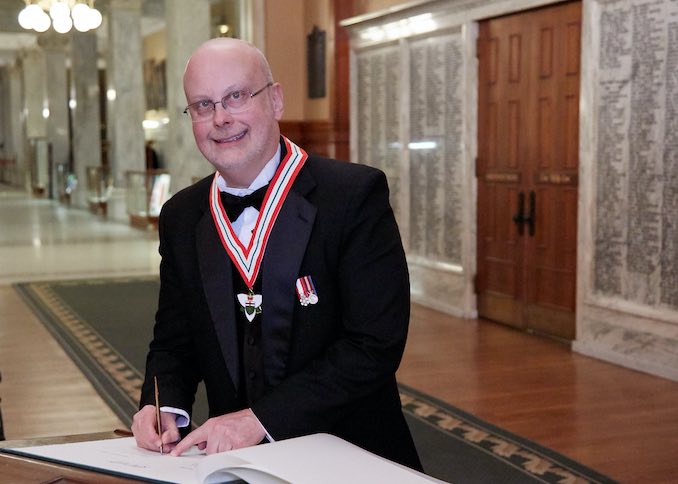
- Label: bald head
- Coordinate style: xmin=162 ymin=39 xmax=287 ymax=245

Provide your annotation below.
xmin=184 ymin=38 xmax=273 ymax=90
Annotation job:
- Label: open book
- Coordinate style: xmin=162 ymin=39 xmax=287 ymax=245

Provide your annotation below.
xmin=4 ymin=433 xmax=442 ymax=483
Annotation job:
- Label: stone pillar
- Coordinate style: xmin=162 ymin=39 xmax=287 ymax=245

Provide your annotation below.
xmin=70 ymin=31 xmax=102 ymax=208
xmin=21 ymin=49 xmax=47 ymax=140
xmin=165 ymin=0 xmax=211 ymax=191
xmin=21 ymin=48 xmax=48 ymax=193
xmin=39 ymin=33 xmax=71 ymax=199
xmin=0 ymin=68 xmax=8 ymax=158
xmin=8 ymin=64 xmax=27 ymax=188
xmin=106 ymin=0 xmax=146 ymax=187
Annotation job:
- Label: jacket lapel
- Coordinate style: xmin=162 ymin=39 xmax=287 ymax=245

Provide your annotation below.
xmin=262 ymin=165 xmax=316 ymax=387
xmin=196 ymin=208 xmax=241 ymax=390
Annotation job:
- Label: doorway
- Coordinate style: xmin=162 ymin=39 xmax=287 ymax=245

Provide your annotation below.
xmin=476 ymin=1 xmax=581 ymax=340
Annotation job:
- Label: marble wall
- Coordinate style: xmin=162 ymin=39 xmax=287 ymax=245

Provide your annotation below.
xmin=349 ymin=23 xmax=476 ymax=317
xmin=574 ymin=0 xmax=678 ymax=381
xmin=343 ymin=0 xmax=678 ymax=381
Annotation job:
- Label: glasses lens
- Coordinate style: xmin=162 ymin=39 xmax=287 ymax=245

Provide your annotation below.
xmin=222 ymin=90 xmax=250 ymax=112
xmin=190 ymin=100 xmax=215 ymax=119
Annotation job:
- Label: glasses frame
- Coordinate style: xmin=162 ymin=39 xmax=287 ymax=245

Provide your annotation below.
xmin=183 ymin=82 xmax=274 ymax=121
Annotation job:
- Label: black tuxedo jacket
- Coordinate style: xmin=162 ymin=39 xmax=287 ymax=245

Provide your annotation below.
xmin=141 ymin=141 xmax=421 ymax=469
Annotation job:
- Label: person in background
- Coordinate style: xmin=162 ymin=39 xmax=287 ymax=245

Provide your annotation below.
xmin=145 ymin=140 xmax=160 ymax=170
xmin=131 ymin=37 xmax=421 ymax=471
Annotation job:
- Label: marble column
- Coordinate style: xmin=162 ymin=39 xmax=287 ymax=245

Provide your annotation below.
xmin=21 ymin=49 xmax=47 ymax=140
xmin=0 ymin=67 xmax=21 ymax=186
xmin=39 ymin=33 xmax=71 ymax=198
xmin=106 ymin=0 xmax=146 ymax=187
xmin=70 ymin=31 xmax=102 ymax=208
xmin=0 ymin=68 xmax=7 ymax=156
xmin=8 ymin=64 xmax=27 ymax=188
xmin=165 ymin=0 xmax=211 ymax=191
xmin=21 ymin=48 xmax=48 ymax=193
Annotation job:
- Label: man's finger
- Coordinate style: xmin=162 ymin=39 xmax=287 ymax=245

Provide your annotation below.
xmin=160 ymin=427 xmax=181 ymax=447
xmin=170 ymin=428 xmax=205 ymax=456
xmin=132 ymin=405 xmax=165 ymax=452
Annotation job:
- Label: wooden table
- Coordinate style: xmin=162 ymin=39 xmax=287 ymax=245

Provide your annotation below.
xmin=0 ymin=431 xmax=140 ymax=483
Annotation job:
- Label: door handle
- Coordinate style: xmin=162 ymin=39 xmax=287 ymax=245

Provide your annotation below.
xmin=525 ymin=191 xmax=536 ymax=236
xmin=512 ymin=191 xmax=536 ymax=236
xmin=512 ymin=192 xmax=526 ymax=235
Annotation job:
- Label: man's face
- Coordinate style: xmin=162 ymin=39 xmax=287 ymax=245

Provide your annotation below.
xmin=183 ymin=44 xmax=283 ymax=187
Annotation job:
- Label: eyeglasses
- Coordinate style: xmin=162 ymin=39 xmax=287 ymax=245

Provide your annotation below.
xmin=183 ymin=82 xmax=273 ymax=121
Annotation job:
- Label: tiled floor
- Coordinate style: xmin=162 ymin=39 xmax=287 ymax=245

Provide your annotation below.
xmin=0 ymin=188 xmax=160 ymax=284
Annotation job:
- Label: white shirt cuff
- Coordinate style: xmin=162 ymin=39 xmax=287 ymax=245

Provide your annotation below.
xmin=251 ymin=411 xmax=275 ymax=443
xmin=159 ymin=406 xmax=190 ymax=428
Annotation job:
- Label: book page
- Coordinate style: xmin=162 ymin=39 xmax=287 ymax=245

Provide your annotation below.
xmin=206 ymin=434 xmax=441 ymax=484
xmin=8 ymin=434 xmax=443 ymax=484
xmin=7 ymin=437 xmax=216 ymax=483
xmin=199 ymin=461 xmax=289 ymax=484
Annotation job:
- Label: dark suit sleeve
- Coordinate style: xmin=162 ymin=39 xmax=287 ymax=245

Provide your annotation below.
xmin=251 ymin=168 xmax=410 ymax=438
xmin=139 ymin=202 xmax=201 ymax=413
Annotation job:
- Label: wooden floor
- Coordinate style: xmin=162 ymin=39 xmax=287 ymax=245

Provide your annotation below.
xmin=398 ymin=305 xmax=678 ymax=484
xmin=2 ymin=290 xmax=678 ymax=482
xmin=0 ymin=286 xmax=124 ymax=438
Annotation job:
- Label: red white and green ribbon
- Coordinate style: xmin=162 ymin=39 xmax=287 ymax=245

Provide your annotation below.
xmin=209 ymin=136 xmax=308 ymax=290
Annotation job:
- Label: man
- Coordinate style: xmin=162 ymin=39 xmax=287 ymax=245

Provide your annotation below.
xmin=132 ymin=38 xmax=421 ymax=470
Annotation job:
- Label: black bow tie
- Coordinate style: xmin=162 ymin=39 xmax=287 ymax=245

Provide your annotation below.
xmin=220 ymin=184 xmax=269 ymax=221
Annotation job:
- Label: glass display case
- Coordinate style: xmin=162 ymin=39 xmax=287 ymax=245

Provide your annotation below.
xmin=86 ymin=166 xmax=112 ymax=216
xmin=55 ymin=163 xmax=77 ymax=205
xmin=29 ymin=138 xmax=50 ymax=196
xmin=125 ymin=170 xmax=171 ymax=229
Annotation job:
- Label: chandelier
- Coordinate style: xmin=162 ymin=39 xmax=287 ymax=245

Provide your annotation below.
xmin=18 ymin=0 xmax=103 ymax=34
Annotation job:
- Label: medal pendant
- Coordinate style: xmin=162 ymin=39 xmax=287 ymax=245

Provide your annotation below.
xmin=237 ymin=289 xmax=262 ymax=322
xmin=296 ymin=275 xmax=319 ymax=306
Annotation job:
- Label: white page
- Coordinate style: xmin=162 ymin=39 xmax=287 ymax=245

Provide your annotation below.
xmin=203 ymin=434 xmax=442 ymax=484
xmin=11 ymin=437 xmax=213 ymax=483
xmin=11 ymin=434 xmax=444 ymax=484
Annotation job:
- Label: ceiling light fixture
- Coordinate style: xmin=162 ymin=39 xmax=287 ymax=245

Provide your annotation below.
xmin=18 ymin=0 xmax=103 ymax=34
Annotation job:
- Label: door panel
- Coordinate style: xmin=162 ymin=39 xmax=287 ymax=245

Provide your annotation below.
xmin=477 ymin=1 xmax=581 ymax=340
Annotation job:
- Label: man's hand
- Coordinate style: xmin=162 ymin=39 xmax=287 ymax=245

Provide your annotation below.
xmin=170 ymin=408 xmax=266 ymax=456
xmin=131 ymin=404 xmax=180 ymax=453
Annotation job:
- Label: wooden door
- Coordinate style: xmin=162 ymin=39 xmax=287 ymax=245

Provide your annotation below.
xmin=476 ymin=1 xmax=581 ymax=340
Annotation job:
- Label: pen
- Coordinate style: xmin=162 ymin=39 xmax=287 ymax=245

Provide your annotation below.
xmin=154 ymin=375 xmax=164 ymax=455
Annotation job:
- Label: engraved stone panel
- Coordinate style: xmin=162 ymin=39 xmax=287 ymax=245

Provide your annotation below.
xmin=662 ymin=17 xmax=678 ymax=307
xmin=409 ymin=33 xmax=464 ymax=265
xmin=594 ymin=0 xmax=678 ymax=310
xmin=356 ymin=45 xmax=401 ymax=216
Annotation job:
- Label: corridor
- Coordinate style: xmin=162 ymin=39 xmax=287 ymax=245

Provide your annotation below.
xmin=0 ymin=187 xmax=159 ymax=438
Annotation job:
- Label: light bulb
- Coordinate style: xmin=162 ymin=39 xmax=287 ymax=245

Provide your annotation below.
xmin=89 ymin=8 xmax=103 ymax=29
xmin=18 ymin=7 xmax=33 ymax=30
xmin=49 ymin=1 xmax=70 ymax=21
xmin=33 ymin=11 xmax=52 ymax=32
xmin=18 ymin=4 xmax=43 ymax=30
xmin=53 ymin=15 xmax=73 ymax=33
xmin=72 ymin=3 xmax=90 ymax=22
xmin=72 ymin=3 xmax=92 ymax=32
xmin=73 ymin=15 xmax=91 ymax=32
